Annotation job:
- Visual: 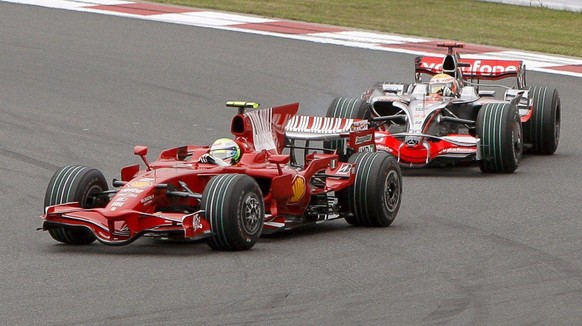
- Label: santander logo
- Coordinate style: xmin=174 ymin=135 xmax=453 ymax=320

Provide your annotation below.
xmin=419 ymin=57 xmax=521 ymax=76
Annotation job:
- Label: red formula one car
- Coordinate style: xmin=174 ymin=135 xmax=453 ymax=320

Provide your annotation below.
xmin=327 ymin=43 xmax=561 ymax=173
xmin=42 ymin=101 xmax=402 ymax=250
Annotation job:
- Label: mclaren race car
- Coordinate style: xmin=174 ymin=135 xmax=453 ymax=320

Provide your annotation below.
xmin=327 ymin=42 xmax=561 ymax=173
xmin=41 ymin=101 xmax=402 ymax=250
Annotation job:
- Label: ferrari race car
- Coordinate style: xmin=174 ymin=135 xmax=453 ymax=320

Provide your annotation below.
xmin=327 ymin=42 xmax=561 ymax=173
xmin=42 ymin=101 xmax=402 ymax=250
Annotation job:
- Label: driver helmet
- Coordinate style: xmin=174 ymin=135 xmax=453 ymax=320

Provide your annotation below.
xmin=429 ymin=73 xmax=459 ymax=97
xmin=209 ymin=138 xmax=241 ymax=164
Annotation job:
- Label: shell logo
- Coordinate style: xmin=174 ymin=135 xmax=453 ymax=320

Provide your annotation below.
xmin=289 ymin=176 xmax=306 ymax=203
xmin=128 ymin=180 xmax=153 ymax=188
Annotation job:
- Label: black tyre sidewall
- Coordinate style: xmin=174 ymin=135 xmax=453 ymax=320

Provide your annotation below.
xmin=202 ymin=174 xmax=264 ymax=251
xmin=44 ymin=166 xmax=108 ymax=244
xmin=342 ymin=152 xmax=402 ymax=227
xmin=524 ymin=86 xmax=560 ymax=154
xmin=477 ymin=104 xmax=523 ymax=173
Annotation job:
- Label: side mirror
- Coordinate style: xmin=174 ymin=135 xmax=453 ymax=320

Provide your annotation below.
xmin=134 ymin=145 xmax=148 ymax=156
xmin=133 ymin=145 xmax=151 ymax=171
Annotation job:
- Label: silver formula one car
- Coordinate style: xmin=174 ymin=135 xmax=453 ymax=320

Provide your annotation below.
xmin=327 ymin=42 xmax=561 ymax=173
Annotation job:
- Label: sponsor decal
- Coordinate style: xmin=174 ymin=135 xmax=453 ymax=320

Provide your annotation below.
xmin=337 ymin=163 xmax=351 ymax=175
xmin=289 ymin=176 xmax=306 ymax=203
xmin=118 ymin=193 xmax=138 ymax=198
xmin=358 ymin=145 xmax=374 ymax=152
xmin=377 ymin=145 xmax=391 ymax=152
xmin=442 ymin=147 xmax=476 ymax=154
xmin=355 ymin=134 xmax=373 ymax=145
xmin=420 ymin=59 xmax=519 ymax=76
xmin=141 ymin=195 xmax=154 ymax=205
xmin=128 ymin=180 xmax=153 ymax=188
xmin=120 ymin=188 xmax=144 ymax=194
xmin=351 ymin=120 xmax=368 ymax=131
xmin=193 ymin=214 xmax=202 ymax=230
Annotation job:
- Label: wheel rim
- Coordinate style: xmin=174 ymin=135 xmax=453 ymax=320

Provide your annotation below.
xmin=242 ymin=193 xmax=262 ymax=234
xmin=511 ymin=115 xmax=523 ymax=162
xmin=554 ymin=107 xmax=560 ymax=146
xmin=383 ymin=170 xmax=401 ymax=213
xmin=83 ymin=185 xmax=103 ymax=208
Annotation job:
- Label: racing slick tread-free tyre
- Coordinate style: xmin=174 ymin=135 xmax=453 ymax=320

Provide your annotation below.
xmin=44 ymin=165 xmax=108 ymax=245
xmin=324 ymin=97 xmax=371 ymax=160
xmin=523 ymin=86 xmax=561 ymax=155
xmin=477 ymin=103 xmax=523 ymax=173
xmin=202 ymin=174 xmax=264 ymax=251
xmin=340 ymin=152 xmax=402 ymax=227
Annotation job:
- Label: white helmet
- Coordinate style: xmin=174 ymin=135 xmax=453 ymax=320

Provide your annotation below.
xmin=209 ymin=138 xmax=241 ymax=164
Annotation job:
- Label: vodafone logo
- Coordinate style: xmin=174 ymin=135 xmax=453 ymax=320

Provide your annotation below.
xmin=419 ymin=57 xmax=521 ymax=77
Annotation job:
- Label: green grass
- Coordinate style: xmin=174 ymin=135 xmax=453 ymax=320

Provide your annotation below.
xmin=150 ymin=0 xmax=582 ymax=58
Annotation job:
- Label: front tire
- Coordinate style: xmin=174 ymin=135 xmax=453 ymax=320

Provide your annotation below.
xmin=202 ymin=174 xmax=264 ymax=251
xmin=339 ymin=152 xmax=402 ymax=227
xmin=523 ymin=86 xmax=561 ymax=154
xmin=477 ymin=103 xmax=523 ymax=173
xmin=44 ymin=165 xmax=108 ymax=244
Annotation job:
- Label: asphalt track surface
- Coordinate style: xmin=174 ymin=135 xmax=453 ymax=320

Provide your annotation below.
xmin=1 ymin=2 xmax=581 ymax=325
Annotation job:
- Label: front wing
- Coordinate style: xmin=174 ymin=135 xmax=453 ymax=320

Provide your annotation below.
xmin=42 ymin=203 xmax=212 ymax=245
xmin=375 ymin=132 xmax=480 ymax=167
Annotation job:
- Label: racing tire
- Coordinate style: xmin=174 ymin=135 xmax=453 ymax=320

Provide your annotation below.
xmin=476 ymin=103 xmax=523 ymax=173
xmin=44 ymin=165 xmax=108 ymax=245
xmin=523 ymin=86 xmax=561 ymax=155
xmin=339 ymin=152 xmax=402 ymax=227
xmin=202 ymin=174 xmax=264 ymax=251
xmin=324 ymin=97 xmax=371 ymax=161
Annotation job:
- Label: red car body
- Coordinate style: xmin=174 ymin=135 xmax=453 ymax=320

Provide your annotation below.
xmin=42 ymin=101 xmax=402 ymax=250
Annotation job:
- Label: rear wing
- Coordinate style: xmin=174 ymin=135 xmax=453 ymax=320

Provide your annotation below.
xmin=415 ymin=56 xmax=526 ymax=89
xmin=285 ymin=115 xmax=368 ymax=140
xmin=284 ymin=115 xmax=375 ymax=157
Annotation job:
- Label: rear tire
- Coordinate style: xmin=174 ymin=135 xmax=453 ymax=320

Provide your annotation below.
xmin=340 ymin=152 xmax=402 ymax=227
xmin=202 ymin=174 xmax=264 ymax=251
xmin=44 ymin=165 xmax=108 ymax=245
xmin=523 ymin=86 xmax=561 ymax=154
xmin=477 ymin=103 xmax=523 ymax=173
xmin=324 ymin=97 xmax=370 ymax=160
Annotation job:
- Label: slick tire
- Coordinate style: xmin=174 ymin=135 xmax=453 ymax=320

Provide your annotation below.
xmin=477 ymin=103 xmax=523 ymax=173
xmin=523 ymin=86 xmax=561 ymax=154
xmin=202 ymin=174 xmax=264 ymax=251
xmin=324 ymin=97 xmax=371 ymax=160
xmin=44 ymin=165 xmax=108 ymax=245
xmin=339 ymin=152 xmax=402 ymax=227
